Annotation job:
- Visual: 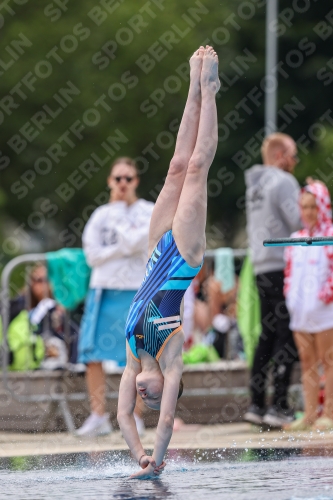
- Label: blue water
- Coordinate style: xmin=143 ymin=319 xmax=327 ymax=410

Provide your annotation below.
xmin=0 ymin=449 xmax=333 ymax=499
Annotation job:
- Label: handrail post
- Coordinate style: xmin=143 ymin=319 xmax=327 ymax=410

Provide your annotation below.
xmin=1 ymin=254 xmax=46 ymax=393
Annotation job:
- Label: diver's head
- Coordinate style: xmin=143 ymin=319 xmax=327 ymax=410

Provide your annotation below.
xmin=136 ymin=369 xmax=164 ymax=410
xmin=136 ymin=370 xmax=184 ymax=411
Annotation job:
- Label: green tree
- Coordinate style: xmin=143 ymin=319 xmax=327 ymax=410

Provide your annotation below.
xmin=1 ymin=0 xmax=333 ymax=266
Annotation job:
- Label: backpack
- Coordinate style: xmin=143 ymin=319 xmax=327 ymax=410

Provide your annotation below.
xmin=0 ymin=310 xmax=44 ymax=371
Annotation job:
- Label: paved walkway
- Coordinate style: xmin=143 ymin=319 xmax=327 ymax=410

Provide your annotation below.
xmin=0 ymin=423 xmax=333 ymax=457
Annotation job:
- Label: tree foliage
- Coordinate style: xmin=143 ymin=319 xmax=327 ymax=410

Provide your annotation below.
xmin=1 ymin=0 xmax=333 ymax=263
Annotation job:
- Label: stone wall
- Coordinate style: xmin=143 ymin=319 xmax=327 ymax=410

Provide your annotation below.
xmin=0 ymin=361 xmax=301 ymax=432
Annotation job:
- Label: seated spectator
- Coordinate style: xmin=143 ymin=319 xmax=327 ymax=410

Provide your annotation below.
xmin=284 ymin=182 xmax=333 ymax=431
xmin=187 ymin=261 xmax=243 ymax=360
xmin=8 ymin=264 xmax=80 ymax=370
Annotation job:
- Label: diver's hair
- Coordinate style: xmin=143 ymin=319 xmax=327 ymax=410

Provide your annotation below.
xmin=177 ymin=378 xmax=184 ymax=400
xmin=110 ymin=157 xmax=139 ymax=175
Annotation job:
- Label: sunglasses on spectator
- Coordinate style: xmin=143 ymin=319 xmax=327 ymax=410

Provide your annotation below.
xmin=31 ymin=277 xmax=48 ymax=284
xmin=112 ymin=175 xmax=136 ymax=183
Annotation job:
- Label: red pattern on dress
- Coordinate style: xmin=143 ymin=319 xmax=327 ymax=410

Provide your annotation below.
xmin=284 ymin=182 xmax=333 ymax=304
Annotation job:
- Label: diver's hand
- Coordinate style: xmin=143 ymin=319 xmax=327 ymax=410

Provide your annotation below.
xmin=139 ymin=454 xmax=155 ymax=469
xmin=139 ymin=455 xmax=166 ymax=473
xmin=154 ymin=461 xmax=166 ymax=474
xmin=130 ymin=463 xmax=156 ymax=479
xmin=130 ymin=461 xmax=166 ymax=479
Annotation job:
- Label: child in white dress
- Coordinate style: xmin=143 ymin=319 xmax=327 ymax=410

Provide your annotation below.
xmin=284 ymin=181 xmax=333 ymax=431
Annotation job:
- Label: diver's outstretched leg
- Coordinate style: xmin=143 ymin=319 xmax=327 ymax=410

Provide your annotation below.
xmin=172 ymin=46 xmax=219 ymax=267
xmin=148 ymin=47 xmax=204 ymax=255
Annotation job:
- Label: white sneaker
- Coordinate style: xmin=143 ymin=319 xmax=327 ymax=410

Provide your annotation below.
xmin=134 ymin=413 xmax=145 ymax=437
xmin=75 ymin=413 xmax=112 ymax=437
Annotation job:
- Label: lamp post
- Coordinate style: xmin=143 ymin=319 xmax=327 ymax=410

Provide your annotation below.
xmin=265 ymin=0 xmax=279 ymax=135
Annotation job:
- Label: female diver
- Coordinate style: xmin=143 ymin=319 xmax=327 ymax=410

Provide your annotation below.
xmin=117 ymin=45 xmax=219 ymax=479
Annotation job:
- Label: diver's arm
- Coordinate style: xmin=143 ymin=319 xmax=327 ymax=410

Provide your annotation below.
xmin=152 ymin=355 xmax=183 ymax=467
xmin=117 ymin=345 xmax=145 ymax=463
xmin=129 ymin=360 xmax=181 ymax=479
xmin=117 ymin=368 xmax=145 ymax=463
xmin=118 ymin=346 xmax=165 ymax=478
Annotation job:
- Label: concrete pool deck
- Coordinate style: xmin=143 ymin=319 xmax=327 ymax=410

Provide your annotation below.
xmin=1 ymin=423 xmax=333 ymax=457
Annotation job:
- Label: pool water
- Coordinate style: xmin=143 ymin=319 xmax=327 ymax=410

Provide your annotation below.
xmin=1 ymin=448 xmax=333 ymax=499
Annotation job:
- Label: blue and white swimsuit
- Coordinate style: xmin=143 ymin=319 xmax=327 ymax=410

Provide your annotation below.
xmin=125 ymin=230 xmax=202 ymax=361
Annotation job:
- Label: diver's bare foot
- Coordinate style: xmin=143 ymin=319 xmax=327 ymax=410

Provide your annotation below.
xmin=201 ymin=45 xmax=220 ymax=94
xmin=189 ymin=46 xmax=204 ymax=92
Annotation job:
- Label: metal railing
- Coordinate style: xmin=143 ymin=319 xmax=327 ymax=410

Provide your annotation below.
xmin=1 ymin=254 xmax=78 ymax=431
xmin=0 ymin=249 xmax=248 ymax=432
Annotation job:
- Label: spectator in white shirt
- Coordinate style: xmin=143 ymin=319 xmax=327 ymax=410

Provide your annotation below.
xmin=76 ymin=157 xmax=154 ymax=437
